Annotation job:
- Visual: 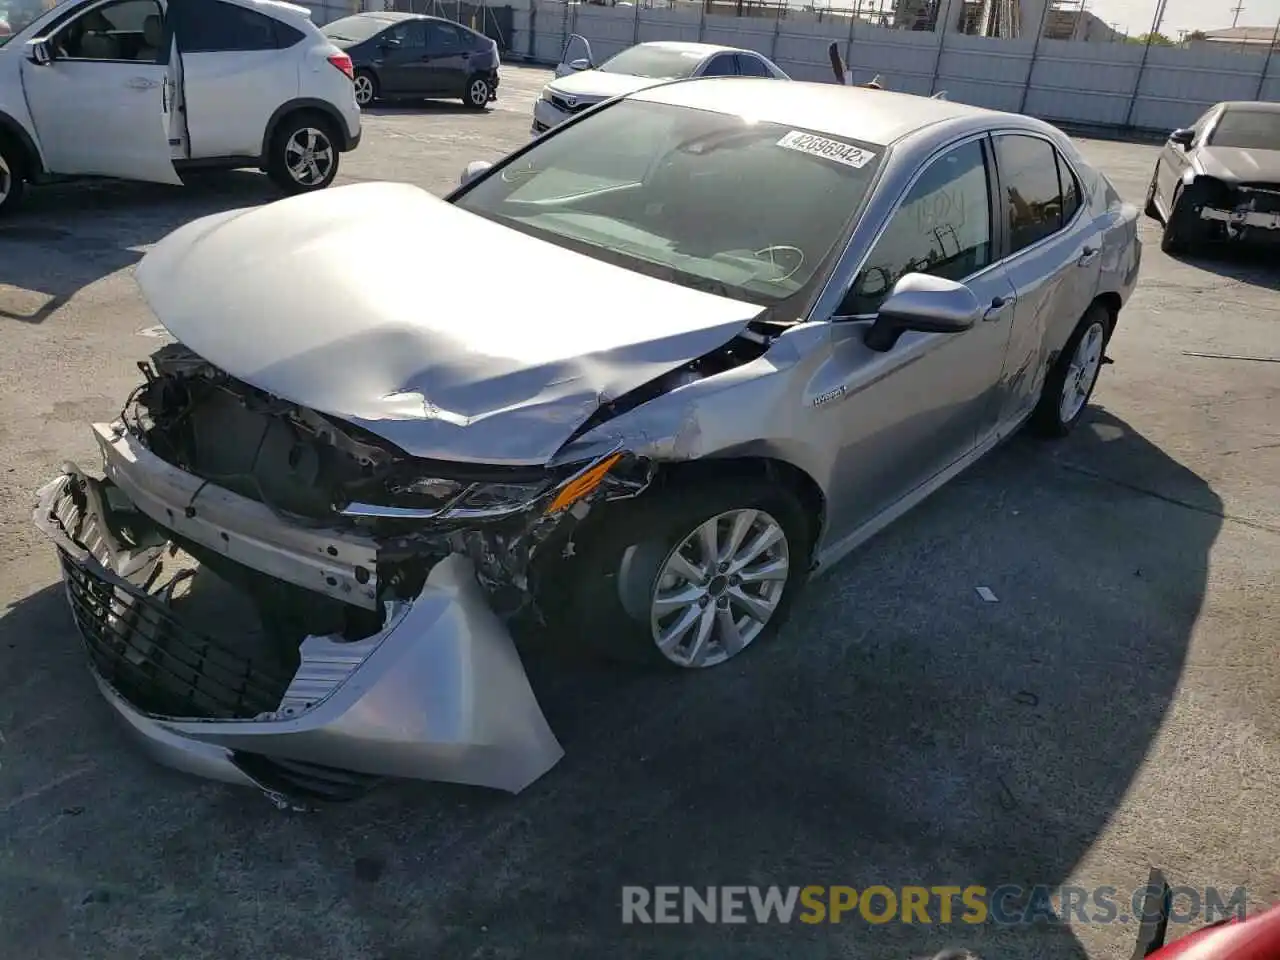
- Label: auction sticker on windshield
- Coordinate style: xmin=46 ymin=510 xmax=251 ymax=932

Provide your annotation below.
xmin=776 ymin=131 xmax=877 ymax=170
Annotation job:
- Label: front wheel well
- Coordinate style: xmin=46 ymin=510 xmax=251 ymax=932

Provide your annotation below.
xmin=646 ymin=456 xmax=826 ymax=555
xmin=0 ymin=116 xmax=40 ymax=179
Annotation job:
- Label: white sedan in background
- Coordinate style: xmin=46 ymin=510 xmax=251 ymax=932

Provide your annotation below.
xmin=532 ymin=38 xmax=789 ymax=134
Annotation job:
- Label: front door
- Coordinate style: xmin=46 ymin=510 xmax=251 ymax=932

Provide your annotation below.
xmin=814 ymin=136 xmax=1015 ymax=541
xmin=21 ymin=0 xmax=180 ymax=184
xmin=422 ymin=20 xmax=469 ymax=97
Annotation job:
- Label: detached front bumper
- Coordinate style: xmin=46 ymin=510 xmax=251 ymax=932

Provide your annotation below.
xmin=32 ymin=424 xmax=563 ymax=802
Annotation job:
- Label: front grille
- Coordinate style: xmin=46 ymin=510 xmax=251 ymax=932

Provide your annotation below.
xmin=61 ymin=553 xmax=294 ymax=720
xmin=1237 ymin=184 xmax=1280 ymax=216
xmin=551 ymin=94 xmax=591 ymax=114
xmin=232 ymin=752 xmax=383 ymax=803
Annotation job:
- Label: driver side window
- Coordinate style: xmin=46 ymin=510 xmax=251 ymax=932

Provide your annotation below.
xmin=54 ymin=0 xmax=162 ymax=62
xmin=841 ymin=139 xmax=993 ymax=316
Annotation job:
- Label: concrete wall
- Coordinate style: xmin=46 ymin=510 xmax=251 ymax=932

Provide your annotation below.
xmin=504 ymin=0 xmax=1280 ymax=133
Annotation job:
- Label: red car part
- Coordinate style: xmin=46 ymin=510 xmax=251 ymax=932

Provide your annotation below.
xmin=1135 ymin=868 xmax=1279 ymax=960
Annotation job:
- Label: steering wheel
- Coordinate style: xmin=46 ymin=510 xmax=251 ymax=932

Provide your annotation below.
xmin=752 ymin=244 xmax=805 ymax=283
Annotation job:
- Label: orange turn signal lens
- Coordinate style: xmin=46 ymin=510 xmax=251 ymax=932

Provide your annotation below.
xmin=544 ymin=452 xmax=624 ymax=515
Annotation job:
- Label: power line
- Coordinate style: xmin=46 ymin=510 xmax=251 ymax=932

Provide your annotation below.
xmin=1230 ymin=3 xmax=1246 ymax=28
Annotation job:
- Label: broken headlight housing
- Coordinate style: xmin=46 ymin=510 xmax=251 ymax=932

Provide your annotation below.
xmin=341 ymin=450 xmax=629 ymax=523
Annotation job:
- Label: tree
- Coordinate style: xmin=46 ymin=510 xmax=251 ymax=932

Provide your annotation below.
xmin=1129 ymin=31 xmax=1174 ymax=45
xmin=1188 ymin=30 xmax=1208 ymax=41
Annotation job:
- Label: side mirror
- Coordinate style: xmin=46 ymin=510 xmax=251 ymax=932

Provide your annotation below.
xmin=1170 ymin=128 xmax=1194 ymax=149
xmin=568 ymin=57 xmax=591 ymax=71
xmin=26 ymin=38 xmax=52 ymax=65
xmin=863 ymin=274 xmax=981 ymax=352
xmin=460 ymin=159 xmax=492 ymax=187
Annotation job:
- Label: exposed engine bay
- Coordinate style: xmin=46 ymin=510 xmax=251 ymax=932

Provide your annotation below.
xmin=1195 ymin=181 xmax=1280 ymax=241
xmin=124 ymin=342 xmax=658 ymax=619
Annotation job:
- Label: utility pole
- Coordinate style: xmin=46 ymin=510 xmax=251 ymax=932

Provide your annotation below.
xmin=1231 ymin=3 xmax=1246 ymax=27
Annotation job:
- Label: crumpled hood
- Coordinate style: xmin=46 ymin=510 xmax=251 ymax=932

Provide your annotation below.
xmin=134 ymin=182 xmax=763 ymax=465
xmin=547 ymin=69 xmax=662 ymax=104
xmin=1197 ymin=146 xmax=1280 ymax=183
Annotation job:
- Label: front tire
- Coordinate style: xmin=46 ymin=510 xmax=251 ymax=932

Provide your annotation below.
xmin=266 ymin=113 xmax=340 ymax=195
xmin=462 ymin=76 xmax=492 ymax=110
xmin=551 ymin=478 xmax=813 ymax=669
xmin=353 ymin=70 xmax=378 ymax=108
xmin=1029 ymin=305 xmax=1109 ymax=438
xmin=1160 ymin=182 xmax=1212 ymax=255
xmin=0 ymin=137 xmax=28 ymax=217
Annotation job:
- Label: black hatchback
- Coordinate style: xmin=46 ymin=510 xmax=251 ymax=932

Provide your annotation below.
xmin=322 ymin=12 xmax=500 ymax=110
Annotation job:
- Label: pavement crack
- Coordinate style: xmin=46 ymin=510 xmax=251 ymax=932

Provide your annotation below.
xmin=1055 ymin=461 xmax=1280 ymax=535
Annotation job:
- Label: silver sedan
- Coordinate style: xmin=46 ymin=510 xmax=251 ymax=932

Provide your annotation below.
xmin=34 ymin=79 xmax=1142 ymax=801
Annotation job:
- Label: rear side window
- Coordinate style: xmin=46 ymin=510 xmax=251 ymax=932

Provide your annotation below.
xmin=175 ymin=0 xmax=298 ymax=52
xmin=735 ymin=54 xmax=771 ymax=77
xmin=1057 ymin=152 xmax=1081 ymax=224
xmin=426 ymin=21 xmax=463 ymax=53
xmin=700 ymin=53 xmax=738 ymax=76
xmin=993 ymin=134 xmax=1067 ymax=254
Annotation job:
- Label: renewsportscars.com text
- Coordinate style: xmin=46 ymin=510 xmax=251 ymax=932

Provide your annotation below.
xmin=621 ymin=884 xmax=1248 ymax=926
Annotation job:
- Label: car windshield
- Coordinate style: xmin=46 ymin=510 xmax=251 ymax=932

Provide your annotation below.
xmin=597 ymin=45 xmax=708 ymax=79
xmin=454 ymin=99 xmax=883 ymax=306
xmin=1208 ymin=109 xmax=1280 ymax=150
xmin=322 ymin=15 xmax=389 ymax=43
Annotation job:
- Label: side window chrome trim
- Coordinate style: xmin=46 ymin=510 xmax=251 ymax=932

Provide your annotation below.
xmin=988 ymin=128 xmax=1089 ymax=266
xmin=817 ymin=130 xmax=994 ymax=321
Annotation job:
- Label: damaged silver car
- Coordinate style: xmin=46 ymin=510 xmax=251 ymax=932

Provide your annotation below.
xmin=1146 ymin=100 xmax=1280 ymax=253
xmin=34 ymin=79 xmax=1142 ymax=802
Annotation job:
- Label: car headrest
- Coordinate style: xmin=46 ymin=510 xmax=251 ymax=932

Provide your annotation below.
xmin=80 ymin=10 xmax=111 ymax=31
xmin=143 ymin=14 xmax=162 ymax=46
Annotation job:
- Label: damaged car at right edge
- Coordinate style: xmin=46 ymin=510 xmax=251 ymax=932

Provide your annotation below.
xmin=1146 ymin=99 xmax=1280 ymax=254
xmin=32 ymin=79 xmax=1141 ymax=805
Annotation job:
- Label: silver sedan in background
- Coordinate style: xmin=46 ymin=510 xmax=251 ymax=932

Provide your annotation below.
xmin=34 ymin=79 xmax=1141 ymax=802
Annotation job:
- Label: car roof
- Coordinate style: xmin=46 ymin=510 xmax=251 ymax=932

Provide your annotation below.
xmin=629 ymin=78 xmax=1005 ymax=146
xmin=1216 ymin=100 xmax=1280 ymax=113
xmin=634 ymin=40 xmax=747 ymax=56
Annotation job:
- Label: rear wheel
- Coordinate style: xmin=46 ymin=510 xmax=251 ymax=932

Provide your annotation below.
xmin=1029 ymin=305 xmax=1109 ymax=438
xmin=462 ymin=75 xmax=492 ymax=110
xmin=0 ymin=137 xmax=28 ymax=217
xmin=266 ymin=113 xmax=340 ymax=195
xmin=353 ymin=70 xmax=377 ymax=108
xmin=547 ymin=478 xmax=813 ymax=669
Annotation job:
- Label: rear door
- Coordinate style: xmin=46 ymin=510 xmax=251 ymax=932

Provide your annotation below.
xmin=988 ymin=132 xmax=1103 ymax=431
xmin=372 ymin=19 xmax=428 ymax=95
xmin=422 ymin=20 xmax=469 ymax=96
xmin=171 ymin=0 xmax=302 ymax=159
xmin=20 ymin=0 xmax=180 ymax=183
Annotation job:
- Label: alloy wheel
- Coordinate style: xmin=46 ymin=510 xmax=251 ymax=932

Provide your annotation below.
xmin=1059 ymin=320 xmax=1105 ymax=424
xmin=468 ymin=79 xmax=489 ymax=107
xmin=648 ymin=508 xmax=790 ymax=668
xmin=284 ymin=127 xmax=334 ymax=186
xmin=0 ymin=151 xmax=10 ymax=206
xmin=353 ymin=74 xmax=374 ymax=107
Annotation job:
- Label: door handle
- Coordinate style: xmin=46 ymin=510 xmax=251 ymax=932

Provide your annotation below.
xmin=126 ymin=76 xmax=159 ymax=89
xmin=983 ymin=295 xmax=1013 ymax=321
xmin=1077 ymin=245 xmax=1101 ymax=267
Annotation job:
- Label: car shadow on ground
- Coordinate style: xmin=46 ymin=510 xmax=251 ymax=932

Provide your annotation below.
xmin=0 ymin=171 xmax=278 ymax=325
xmin=0 ymin=411 xmax=1219 ymax=960
xmin=363 ymin=101 xmax=494 ymax=116
xmin=1169 ymin=244 xmax=1280 ymax=292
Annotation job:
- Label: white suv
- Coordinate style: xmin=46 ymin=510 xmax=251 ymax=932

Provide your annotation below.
xmin=0 ymin=0 xmax=362 ymax=215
